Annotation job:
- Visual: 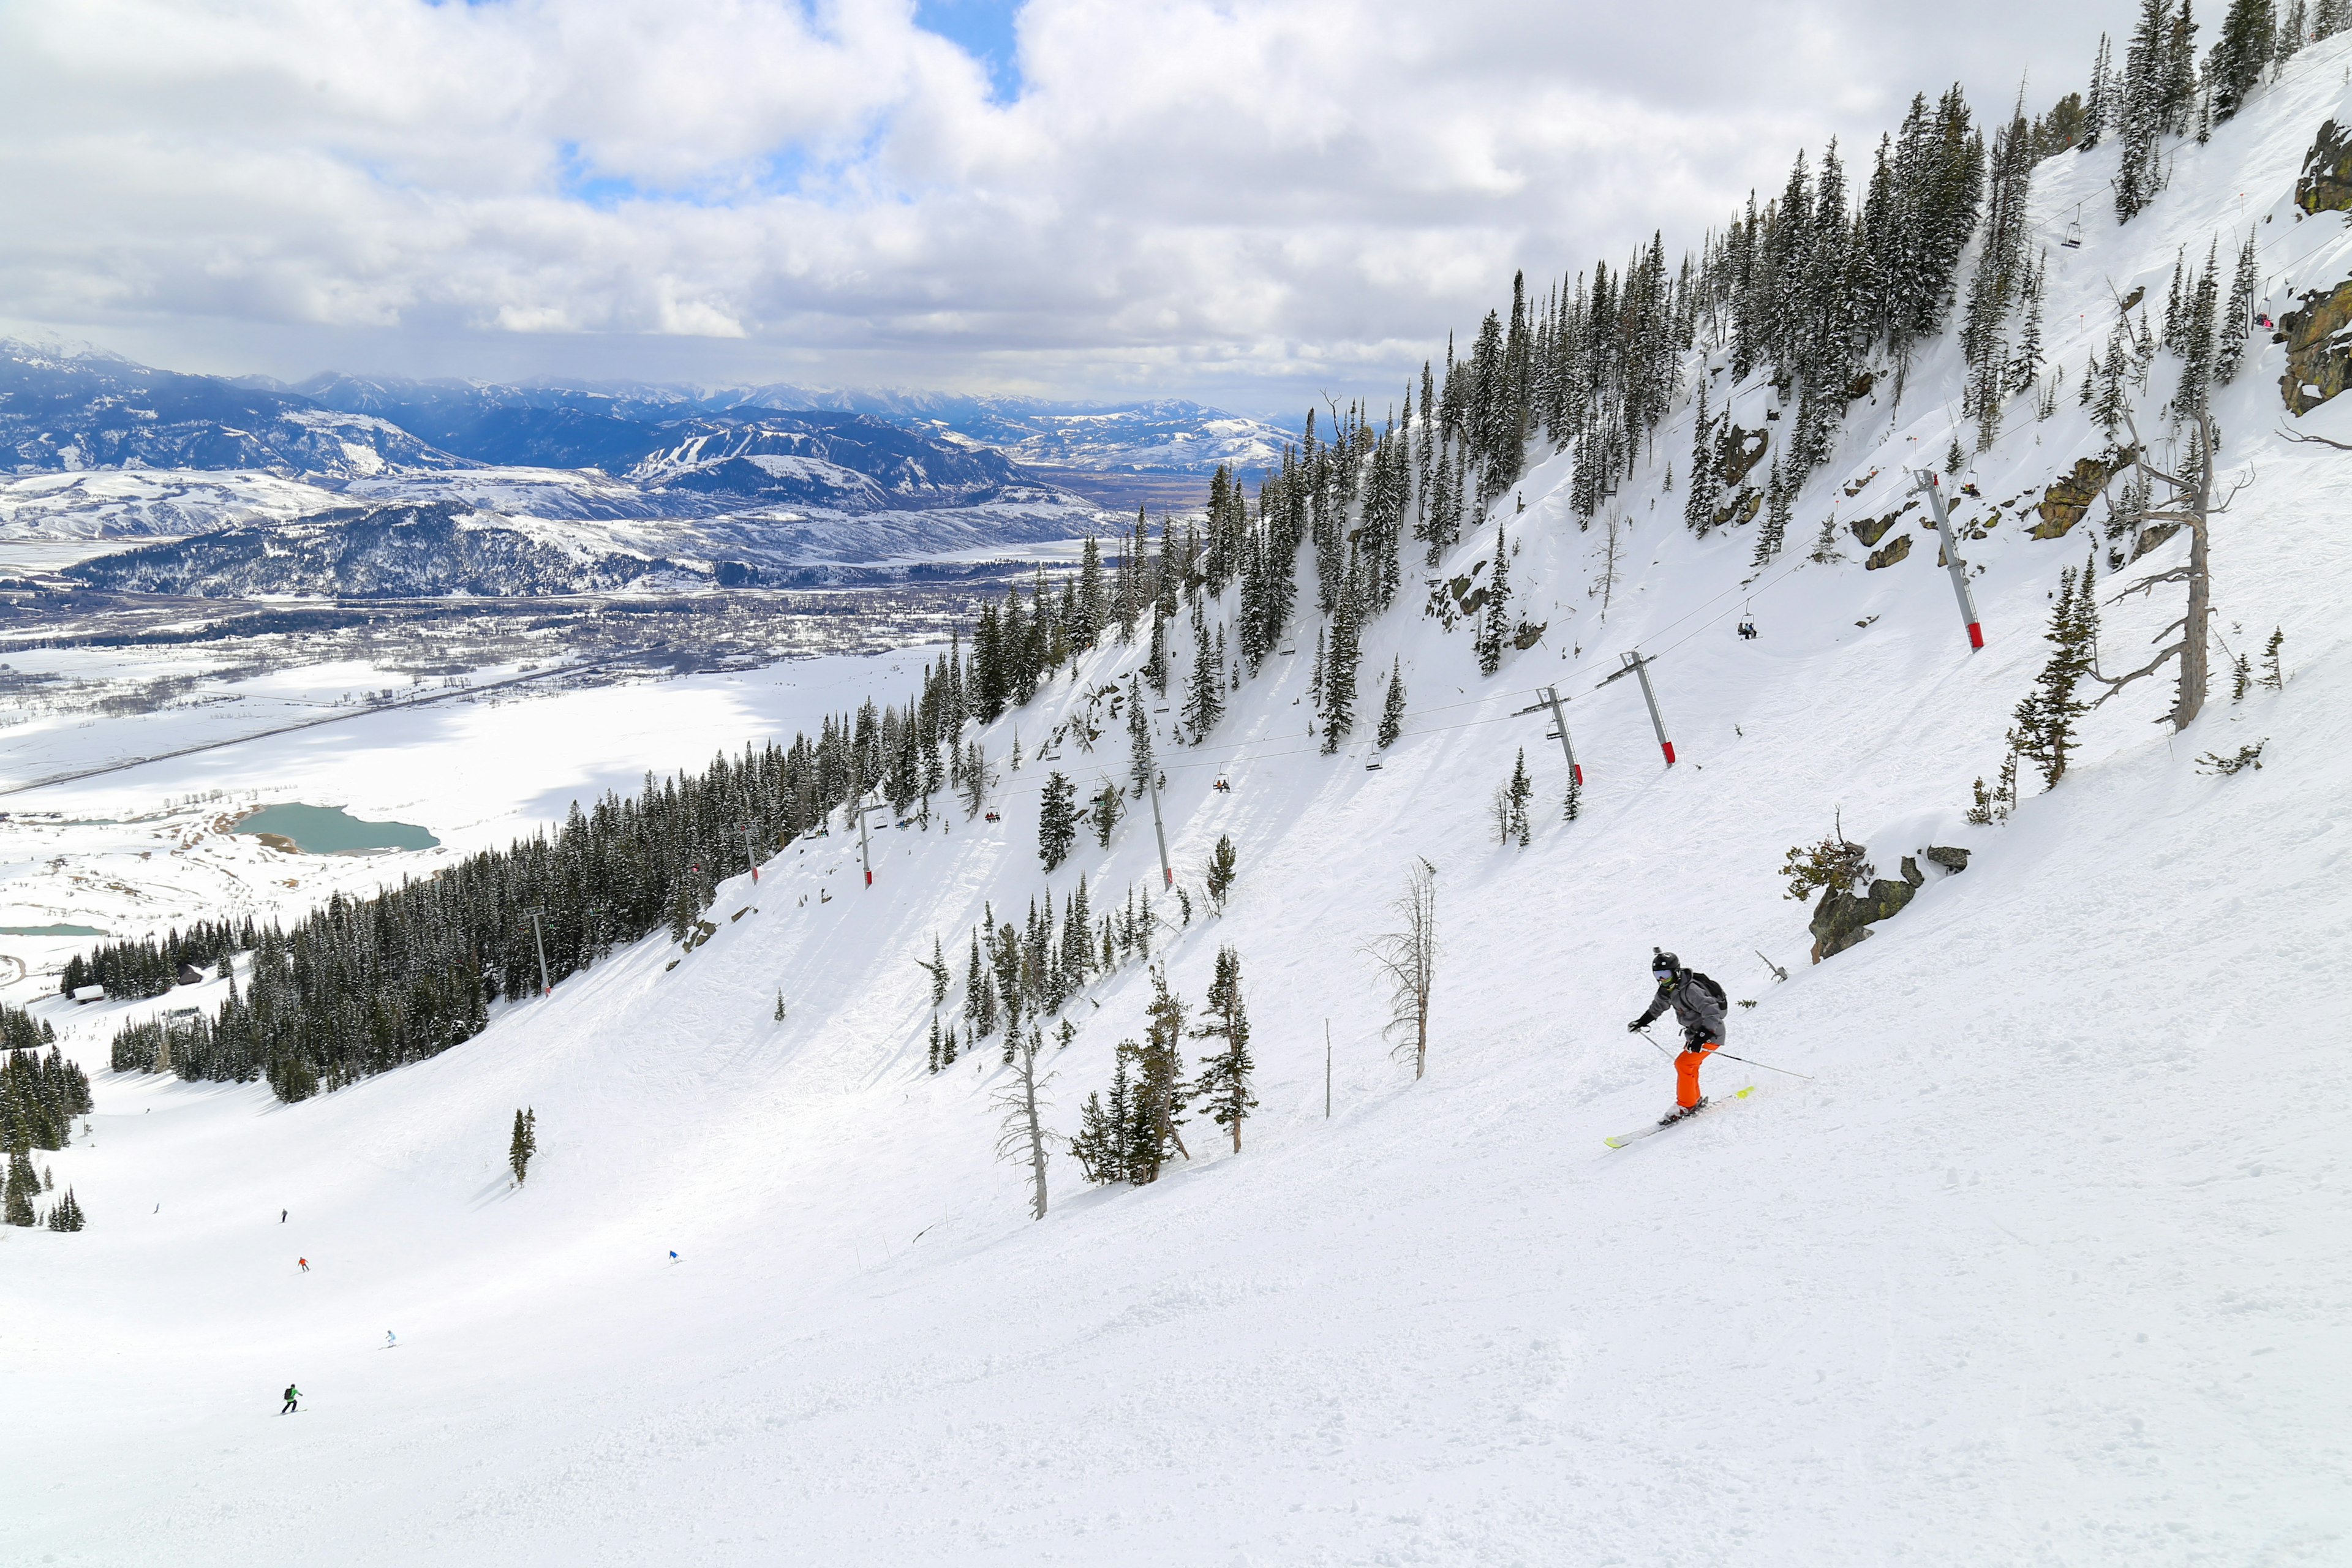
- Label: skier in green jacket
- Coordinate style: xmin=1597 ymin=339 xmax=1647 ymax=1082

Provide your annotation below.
xmin=281 ymin=1384 xmax=301 ymax=1414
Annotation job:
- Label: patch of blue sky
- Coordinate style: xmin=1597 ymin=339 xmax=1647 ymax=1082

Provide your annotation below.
xmin=914 ymin=0 xmax=1023 ymax=103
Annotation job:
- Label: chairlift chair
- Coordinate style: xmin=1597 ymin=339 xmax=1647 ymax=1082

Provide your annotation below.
xmin=2060 ymin=205 xmax=2084 ymax=249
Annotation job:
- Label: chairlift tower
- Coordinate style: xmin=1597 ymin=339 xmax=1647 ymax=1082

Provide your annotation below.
xmin=1512 ymin=685 xmax=1583 ymax=787
xmin=520 ymin=907 xmax=552 ymax=998
xmin=1909 ymin=470 xmax=1986 ymax=650
xmin=1598 ymin=650 xmax=1676 ymax=766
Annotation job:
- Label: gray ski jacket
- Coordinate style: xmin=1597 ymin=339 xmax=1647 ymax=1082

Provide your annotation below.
xmin=1634 ymin=971 xmax=1727 ymax=1044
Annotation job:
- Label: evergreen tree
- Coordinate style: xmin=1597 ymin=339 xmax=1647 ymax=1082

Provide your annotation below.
xmin=1204 ymin=834 xmax=1237 ymax=913
xmin=925 ymin=935 xmax=949 ymax=1007
xmin=1183 ymin=613 xmax=1225 ymax=740
xmin=927 ymin=1014 xmax=943 ymax=1073
xmin=1073 ymin=533 xmax=1106 ymax=649
xmin=1683 ymin=380 xmax=1719 ymax=533
xmin=1506 ymin=749 xmax=1532 ymax=846
xmin=1069 ymin=1051 xmax=1130 ymax=1185
xmin=2176 ymin=239 xmax=2221 ymax=422
xmin=3 ymin=1148 xmax=34 ymax=1226
xmin=1088 ymin=784 xmax=1123 ymax=848
xmin=2278 ymin=0 xmax=2309 ymax=61
xmin=508 ymin=1107 xmax=537 ymax=1185
xmin=2083 ymin=32 xmax=2114 ymax=149
xmin=2014 ymin=555 xmax=2101 ymax=787
xmin=1188 ymin=945 xmax=1257 ymax=1154
xmin=2218 ymin=228 xmax=2260 ymax=382
xmin=960 ymin=741 xmax=987 ymax=818
xmin=2262 ymin=625 xmax=2286 ymax=688
xmin=44 ymin=1186 xmax=84 ymax=1231
xmin=2118 ymin=0 xmax=2172 ymax=222
xmin=1477 ymin=526 xmax=1512 ymax=676
xmin=2211 ymin=0 xmax=2276 ymax=121
xmin=1124 ymin=967 xmax=1191 ymax=1184
xmin=1377 ymin=657 xmax=1406 ymax=748
xmin=1321 ymin=552 xmax=1362 ymax=753
xmin=1037 ymin=771 xmax=1078 ymax=872
xmin=1126 ymin=675 xmax=1157 ymax=797
xmin=1754 ymin=455 xmax=1790 ymax=567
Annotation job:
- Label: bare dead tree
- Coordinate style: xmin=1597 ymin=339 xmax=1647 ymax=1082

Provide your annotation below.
xmin=1362 ymin=858 xmax=1439 ymax=1079
xmin=992 ymin=1024 xmax=1055 ymax=1221
xmin=2091 ymin=405 xmax=2248 ymax=731
xmin=2278 ymin=426 xmax=2352 ymax=451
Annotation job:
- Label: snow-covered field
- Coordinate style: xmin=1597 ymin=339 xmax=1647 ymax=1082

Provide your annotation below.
xmin=5 ymin=42 xmax=2352 ymax=1568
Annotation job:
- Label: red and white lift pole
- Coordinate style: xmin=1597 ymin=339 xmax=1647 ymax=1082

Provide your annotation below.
xmin=1911 ymin=469 xmax=1986 ymax=651
xmin=1513 ymin=684 xmax=1583 ymax=786
xmin=1599 ymin=650 xmax=1676 ymax=766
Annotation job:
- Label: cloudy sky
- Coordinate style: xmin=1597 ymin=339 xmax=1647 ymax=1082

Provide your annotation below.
xmin=0 ymin=0 xmax=2112 ymax=413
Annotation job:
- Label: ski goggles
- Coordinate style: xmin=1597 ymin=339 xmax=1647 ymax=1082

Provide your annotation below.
xmin=1652 ymin=970 xmax=1675 ymax=982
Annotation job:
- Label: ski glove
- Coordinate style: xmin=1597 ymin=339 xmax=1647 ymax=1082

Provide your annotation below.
xmin=1626 ymin=1019 xmax=1644 ymax=1033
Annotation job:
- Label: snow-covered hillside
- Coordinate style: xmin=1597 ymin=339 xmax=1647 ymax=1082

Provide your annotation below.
xmin=6 ymin=34 xmax=2352 ymax=1568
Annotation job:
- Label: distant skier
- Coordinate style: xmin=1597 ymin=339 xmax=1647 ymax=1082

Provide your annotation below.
xmin=1627 ymin=949 xmax=1729 ymax=1125
xmin=298 ymin=1257 xmax=309 ymax=1272
xmin=281 ymin=1209 xmax=287 ymax=1223
xmin=281 ymin=1384 xmax=301 ymax=1414
xmin=385 ymin=1330 xmax=396 ymax=1349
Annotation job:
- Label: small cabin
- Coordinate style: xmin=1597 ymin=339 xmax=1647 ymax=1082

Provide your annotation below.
xmin=176 ymin=963 xmax=207 ymax=987
xmin=71 ymin=985 xmax=105 ymax=1004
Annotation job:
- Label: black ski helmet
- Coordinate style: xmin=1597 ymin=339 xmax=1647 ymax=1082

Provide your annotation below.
xmin=1652 ymin=949 xmax=1679 ymax=976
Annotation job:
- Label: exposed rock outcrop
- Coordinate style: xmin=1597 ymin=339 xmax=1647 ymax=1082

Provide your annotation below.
xmin=1864 ymin=532 xmax=1913 ymax=570
xmin=1809 ymin=856 xmax=1926 ymax=962
xmin=2033 ymin=454 xmax=2122 ymax=538
xmin=2278 ymin=277 xmax=2352 ymax=414
xmin=2296 ymin=118 xmax=2352 ymax=214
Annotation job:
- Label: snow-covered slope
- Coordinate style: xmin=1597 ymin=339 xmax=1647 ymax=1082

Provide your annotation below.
xmin=6 ymin=39 xmax=2352 ymax=1568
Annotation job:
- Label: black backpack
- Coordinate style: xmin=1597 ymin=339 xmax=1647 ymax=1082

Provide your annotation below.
xmin=1687 ymin=970 xmax=1727 ymax=1010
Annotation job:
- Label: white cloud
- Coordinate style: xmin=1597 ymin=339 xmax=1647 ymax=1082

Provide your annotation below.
xmin=0 ymin=0 xmax=2113 ymax=411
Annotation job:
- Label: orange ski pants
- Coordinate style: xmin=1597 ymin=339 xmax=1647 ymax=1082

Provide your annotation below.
xmin=1675 ymin=1041 xmax=1720 ymax=1109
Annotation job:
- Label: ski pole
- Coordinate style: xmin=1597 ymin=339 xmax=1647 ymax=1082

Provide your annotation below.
xmin=1642 ymin=1028 xmax=1814 ymax=1080
xmin=1711 ymin=1051 xmax=1814 ymax=1080
xmin=1632 ymin=1028 xmax=1676 ymax=1060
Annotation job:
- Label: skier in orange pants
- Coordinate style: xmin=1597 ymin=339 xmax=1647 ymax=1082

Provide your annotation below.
xmin=1628 ymin=949 xmax=1729 ymax=1125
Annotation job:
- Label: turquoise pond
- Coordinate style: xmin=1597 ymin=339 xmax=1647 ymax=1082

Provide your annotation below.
xmin=232 ymin=804 xmax=440 ymax=854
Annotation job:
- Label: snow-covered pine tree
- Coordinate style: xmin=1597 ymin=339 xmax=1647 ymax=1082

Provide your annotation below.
xmin=1204 ymin=834 xmax=1237 ymax=913
xmin=2175 ymin=239 xmax=2220 ymax=423
xmin=1477 ymin=525 xmax=1511 ymax=676
xmin=4 ymin=1148 xmax=34 ymax=1226
xmin=960 ymin=740 xmax=987 ymax=818
xmin=2084 ymin=31 xmax=2114 ymax=148
xmin=2218 ymin=228 xmax=2259 ymax=382
xmin=2211 ymin=0 xmax=2275 ymax=121
xmin=2278 ymin=0 xmax=2309 ymax=61
xmin=1321 ymin=552 xmax=1362 ymax=753
xmin=2014 ymin=554 xmax=2101 ymax=786
xmin=1125 ymin=674 xmax=1156 ymax=798
xmin=44 ymin=1186 xmax=84 ymax=1231
xmin=1037 ymin=771 xmax=1078 ymax=872
xmin=1755 ymin=456 xmax=1790 ymax=567
xmin=1183 ymin=612 xmax=1224 ymax=741
xmin=2162 ymin=0 xmax=2203 ymax=135
xmin=1124 ymin=968 xmax=1191 ymax=1185
xmin=1377 ymin=657 xmax=1406 ymax=748
xmin=1683 ymin=380 xmax=1718 ymax=533
xmin=1188 ymin=945 xmax=1257 ymax=1155
xmin=2008 ymin=255 xmax=2046 ymax=397
xmin=1069 ymin=1050 xmax=1130 ymax=1185
xmin=508 ymin=1107 xmax=537 ymax=1186
xmin=1507 ymin=749 xmax=1532 ymax=846
xmin=2117 ymin=0 xmax=2171 ymax=222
